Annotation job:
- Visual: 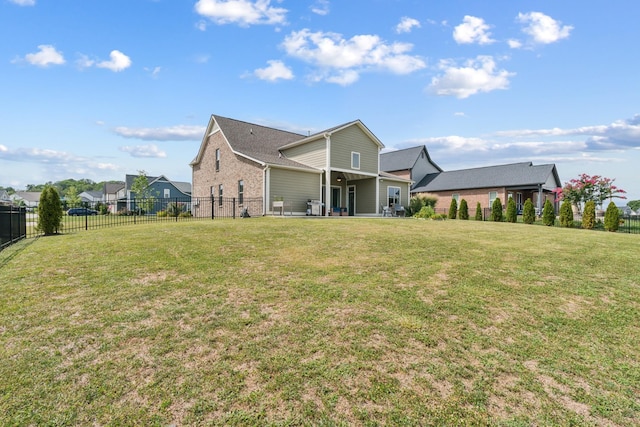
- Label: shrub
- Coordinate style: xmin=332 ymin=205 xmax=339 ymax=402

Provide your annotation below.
xmin=491 ymin=198 xmax=503 ymax=222
xmin=506 ymin=197 xmax=517 ymax=223
xmin=448 ymin=199 xmax=458 ymax=219
xmin=459 ymin=199 xmax=469 ymax=220
xmin=542 ymin=199 xmax=555 ymax=226
xmin=157 ymin=210 xmax=168 ymax=218
xmin=522 ymin=198 xmax=535 ymax=224
xmin=475 ymin=202 xmax=483 ymax=221
xmin=179 ymin=211 xmax=193 ymax=218
xmin=431 ymin=213 xmax=447 ymax=220
xmin=407 ymin=197 xmax=424 ymax=217
xmin=559 ymin=199 xmax=574 ymax=227
xmin=582 ymin=200 xmax=596 ymax=229
xmin=37 ymin=186 xmax=63 ymax=235
xmin=604 ymin=201 xmax=620 ymax=232
xmin=415 ymin=206 xmax=435 ymax=219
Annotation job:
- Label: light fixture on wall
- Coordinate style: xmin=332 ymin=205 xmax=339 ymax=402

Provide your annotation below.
xmin=336 ymin=173 xmax=345 ymax=182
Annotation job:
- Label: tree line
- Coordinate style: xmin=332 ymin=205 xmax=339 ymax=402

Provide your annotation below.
xmin=1 ymin=178 xmax=122 ymax=195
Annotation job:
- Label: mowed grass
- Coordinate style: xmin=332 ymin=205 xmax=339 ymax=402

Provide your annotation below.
xmin=1 ymin=218 xmax=639 ymax=426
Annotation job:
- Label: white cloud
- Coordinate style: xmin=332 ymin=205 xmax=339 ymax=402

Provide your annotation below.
xmin=453 ymin=16 xmax=495 ymax=45
xmin=429 ymin=56 xmax=514 ymax=99
xmin=145 ymin=66 xmax=162 ymax=78
xmin=310 ymin=0 xmax=330 ymax=16
xmin=75 ymin=54 xmax=95 ymax=69
xmin=119 ymin=144 xmax=167 ymax=158
xmin=494 ymin=115 xmax=640 ymax=150
xmin=114 ymin=125 xmax=206 ymax=141
xmin=194 ymin=0 xmax=287 ymax=26
xmin=282 ymin=29 xmax=426 ymax=85
xmin=97 ymin=50 xmax=132 ymax=72
xmin=516 ymin=12 xmax=573 ymax=45
xmin=9 ymin=0 xmax=35 ymax=6
xmin=507 ymin=39 xmax=522 ymax=49
xmin=254 ymin=60 xmax=294 ymax=81
xmin=21 ymin=45 xmax=65 ymax=67
xmin=396 ymin=17 xmax=421 ymax=34
xmin=413 ymin=135 xmax=490 ymax=152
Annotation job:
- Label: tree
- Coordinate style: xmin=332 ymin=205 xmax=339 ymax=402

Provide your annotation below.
xmin=604 ymin=201 xmax=620 ymax=232
xmin=582 ymin=200 xmax=596 ymax=230
xmin=37 ymin=186 xmax=63 ymax=235
xmin=559 ymin=199 xmax=574 ymax=227
xmin=491 ymin=198 xmax=503 ymax=222
xmin=628 ymin=200 xmax=640 ymax=212
xmin=65 ymin=185 xmax=82 ymax=207
xmin=448 ymin=198 xmax=457 ymax=219
xmin=542 ymin=199 xmax=555 ymax=226
xmin=130 ymin=170 xmax=157 ymax=214
xmin=475 ymin=202 xmax=483 ymax=221
xmin=459 ymin=199 xmax=469 ymax=220
xmin=554 ymin=173 xmax=626 ymax=213
xmin=522 ymin=198 xmax=535 ymax=224
xmin=506 ymin=197 xmax=517 ymax=223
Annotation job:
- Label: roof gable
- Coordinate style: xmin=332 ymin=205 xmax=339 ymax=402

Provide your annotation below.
xmin=380 ymin=145 xmax=441 ymax=173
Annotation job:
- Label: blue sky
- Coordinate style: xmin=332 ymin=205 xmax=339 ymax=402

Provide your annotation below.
xmin=1 ymin=0 xmax=639 ymax=201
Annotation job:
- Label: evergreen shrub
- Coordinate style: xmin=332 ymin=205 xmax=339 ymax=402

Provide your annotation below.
xmin=459 ymin=199 xmax=469 ymax=220
xmin=522 ymin=198 xmax=535 ymax=224
xmin=37 ymin=186 xmax=63 ymax=236
xmin=542 ymin=199 xmax=555 ymax=226
xmin=506 ymin=197 xmax=517 ymax=223
xmin=582 ymin=200 xmax=596 ymax=229
xmin=475 ymin=202 xmax=483 ymax=221
xmin=604 ymin=201 xmax=620 ymax=232
xmin=559 ymin=200 xmax=574 ymax=227
xmin=448 ymin=198 xmax=458 ymax=219
xmin=491 ymin=198 xmax=503 ymax=222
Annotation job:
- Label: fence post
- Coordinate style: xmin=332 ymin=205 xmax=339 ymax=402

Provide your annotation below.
xmin=175 ymin=197 xmax=179 ymax=222
xmin=211 ymin=196 xmax=215 ymax=220
xmin=232 ymin=198 xmax=236 ymax=219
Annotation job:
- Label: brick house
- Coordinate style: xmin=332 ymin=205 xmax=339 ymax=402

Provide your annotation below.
xmin=411 ymin=161 xmax=561 ymax=215
xmin=190 ymin=115 xmax=412 ymax=216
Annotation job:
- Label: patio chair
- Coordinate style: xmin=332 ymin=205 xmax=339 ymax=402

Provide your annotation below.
xmin=381 ymin=205 xmax=392 ymax=217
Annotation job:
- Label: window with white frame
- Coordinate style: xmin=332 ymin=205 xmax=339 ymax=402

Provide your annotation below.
xmin=489 ymin=191 xmax=497 ymax=206
xmin=218 ymin=184 xmax=223 ymax=206
xmin=215 ymin=148 xmax=220 ymax=172
xmin=164 ymin=189 xmax=170 ymax=198
xmin=238 ymin=180 xmax=244 ymax=205
xmin=452 ymin=193 xmax=459 ymax=202
xmin=387 ymin=186 xmax=400 ymax=207
xmin=351 ymin=152 xmax=360 ymax=170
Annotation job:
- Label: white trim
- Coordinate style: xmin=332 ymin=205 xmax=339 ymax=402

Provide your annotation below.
xmin=351 ymin=151 xmax=360 ymax=170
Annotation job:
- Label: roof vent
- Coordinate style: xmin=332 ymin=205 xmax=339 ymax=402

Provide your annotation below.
xmin=250 ymin=127 xmax=253 ymax=135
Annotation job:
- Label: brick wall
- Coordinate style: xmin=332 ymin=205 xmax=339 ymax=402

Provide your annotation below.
xmin=192 ymin=132 xmax=264 ymax=201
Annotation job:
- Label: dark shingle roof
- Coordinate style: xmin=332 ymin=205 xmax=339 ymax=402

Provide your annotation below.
xmin=380 ymin=145 xmax=442 ymax=173
xmin=413 ymin=162 xmax=558 ymax=192
xmin=213 ymin=115 xmax=318 ymax=170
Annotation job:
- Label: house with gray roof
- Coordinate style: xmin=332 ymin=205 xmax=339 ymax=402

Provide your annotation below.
xmin=380 ymin=146 xmax=442 ymax=188
xmin=120 ymin=174 xmax=191 ymax=214
xmin=191 ymin=114 xmax=412 ymax=216
xmin=411 ymin=161 xmax=561 ymax=215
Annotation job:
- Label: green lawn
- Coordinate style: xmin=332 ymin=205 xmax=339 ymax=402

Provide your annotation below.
xmin=1 ymin=218 xmax=639 ymax=426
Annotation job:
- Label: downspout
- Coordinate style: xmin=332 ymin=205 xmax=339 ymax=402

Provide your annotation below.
xmin=264 ymin=166 xmax=270 ymax=215
xmin=537 ymin=184 xmax=542 ymax=214
xmin=376 ymin=147 xmax=380 ymax=214
xmin=325 ymin=132 xmax=331 ymax=216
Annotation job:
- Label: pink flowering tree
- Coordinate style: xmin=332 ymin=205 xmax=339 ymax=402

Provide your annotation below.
xmin=554 ymin=174 xmax=626 ymax=213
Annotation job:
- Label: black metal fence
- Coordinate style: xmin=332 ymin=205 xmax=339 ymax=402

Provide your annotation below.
xmin=21 ymin=196 xmax=263 ymax=239
xmin=0 ymin=205 xmax=27 ymax=252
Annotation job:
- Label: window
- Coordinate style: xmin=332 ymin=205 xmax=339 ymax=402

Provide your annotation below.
xmin=452 ymin=193 xmax=459 ymax=202
xmin=215 ymin=148 xmax=220 ymax=172
xmin=351 ymin=152 xmax=360 ymax=170
xmin=489 ymin=191 xmax=497 ymax=206
xmin=218 ymin=184 xmax=223 ymax=206
xmin=164 ymin=189 xmax=170 ymax=198
xmin=387 ymin=186 xmax=400 ymax=207
xmin=238 ymin=180 xmax=244 ymax=205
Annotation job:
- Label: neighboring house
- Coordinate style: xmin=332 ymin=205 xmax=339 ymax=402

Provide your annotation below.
xmin=121 ymin=174 xmax=191 ymax=213
xmin=0 ymin=190 xmax=11 ymax=205
xmin=190 ymin=114 xmax=412 ymax=216
xmin=380 ymin=145 xmax=442 ymax=187
xmin=411 ymin=162 xmax=561 ymax=214
xmin=11 ymin=192 xmax=42 ymax=209
xmin=78 ymin=190 xmax=104 ymax=204
xmin=104 ymin=182 xmax=125 ymax=213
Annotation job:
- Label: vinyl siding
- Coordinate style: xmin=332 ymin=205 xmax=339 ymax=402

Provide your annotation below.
xmin=356 ymin=178 xmax=377 ymax=214
xmin=330 ymin=126 xmax=378 ymax=173
xmin=379 ymin=181 xmax=410 ymax=208
xmin=281 ymin=138 xmax=326 ymax=169
xmin=269 ymin=168 xmax=322 ymax=213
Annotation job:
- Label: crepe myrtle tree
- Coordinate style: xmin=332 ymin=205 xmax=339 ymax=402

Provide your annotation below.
xmin=553 ymin=173 xmax=626 ymax=214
